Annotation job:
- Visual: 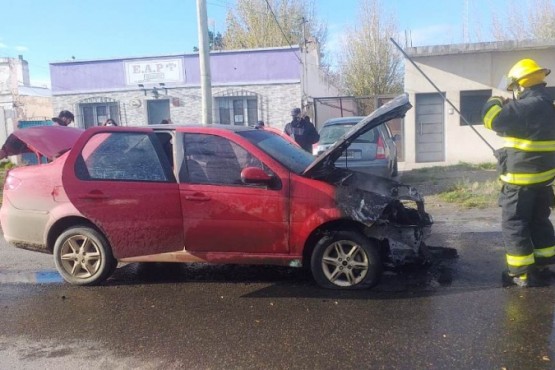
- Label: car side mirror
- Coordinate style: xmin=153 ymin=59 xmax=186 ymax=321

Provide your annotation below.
xmin=241 ymin=167 xmax=273 ymax=184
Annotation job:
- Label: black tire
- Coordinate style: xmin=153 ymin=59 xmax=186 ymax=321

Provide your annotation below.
xmin=391 ymin=159 xmax=399 ymax=177
xmin=53 ymin=226 xmax=116 ymax=286
xmin=310 ymin=231 xmax=382 ymax=289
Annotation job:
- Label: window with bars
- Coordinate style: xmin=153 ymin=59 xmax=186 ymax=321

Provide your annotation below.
xmin=216 ymin=97 xmax=258 ymax=126
xmin=80 ymin=103 xmax=120 ymax=128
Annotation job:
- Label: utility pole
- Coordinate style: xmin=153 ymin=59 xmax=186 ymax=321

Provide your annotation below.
xmin=196 ymin=0 xmax=213 ymax=125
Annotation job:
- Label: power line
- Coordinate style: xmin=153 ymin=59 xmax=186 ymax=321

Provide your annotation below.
xmin=263 ymin=0 xmax=303 ymax=64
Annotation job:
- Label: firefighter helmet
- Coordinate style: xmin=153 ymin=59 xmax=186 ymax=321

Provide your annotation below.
xmin=506 ymin=59 xmax=550 ymax=91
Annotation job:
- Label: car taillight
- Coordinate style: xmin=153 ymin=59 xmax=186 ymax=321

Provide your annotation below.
xmin=376 ymin=136 xmax=386 ymax=159
xmin=4 ymin=172 xmax=21 ymax=190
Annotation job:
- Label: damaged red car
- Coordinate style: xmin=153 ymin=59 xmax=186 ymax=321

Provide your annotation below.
xmin=0 ymin=94 xmax=432 ymax=289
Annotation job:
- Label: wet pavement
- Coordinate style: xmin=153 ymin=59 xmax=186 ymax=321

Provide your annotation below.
xmin=1 ymin=206 xmax=555 ymax=369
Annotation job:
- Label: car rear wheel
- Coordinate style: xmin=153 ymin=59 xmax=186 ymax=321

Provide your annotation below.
xmin=53 ymin=226 xmax=116 ymax=286
xmin=311 ymin=231 xmax=381 ymax=289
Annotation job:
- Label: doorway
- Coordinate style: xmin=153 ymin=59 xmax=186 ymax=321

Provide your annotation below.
xmin=147 ymin=99 xmax=170 ymax=125
xmin=415 ymin=93 xmax=445 ymax=162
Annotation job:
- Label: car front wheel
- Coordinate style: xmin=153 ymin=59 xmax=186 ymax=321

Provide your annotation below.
xmin=53 ymin=226 xmax=116 ymax=286
xmin=311 ymin=231 xmax=381 ymax=289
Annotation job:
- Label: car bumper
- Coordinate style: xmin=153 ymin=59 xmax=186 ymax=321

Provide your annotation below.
xmin=0 ymin=198 xmax=49 ymax=251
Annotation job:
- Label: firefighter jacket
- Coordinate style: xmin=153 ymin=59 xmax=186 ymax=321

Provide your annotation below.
xmin=482 ymin=84 xmax=555 ymax=186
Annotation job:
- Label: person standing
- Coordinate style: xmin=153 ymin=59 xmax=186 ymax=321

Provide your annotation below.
xmin=482 ymin=58 xmax=555 ymax=287
xmin=51 ymin=110 xmax=74 ymax=126
xmin=103 ymin=118 xmax=117 ymax=126
xmin=284 ymin=108 xmax=319 ymax=152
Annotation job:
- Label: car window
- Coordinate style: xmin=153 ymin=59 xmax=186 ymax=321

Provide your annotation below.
xmin=236 ymin=129 xmax=313 ymax=174
xmin=320 ymin=123 xmax=377 ymax=144
xmin=180 ymin=133 xmax=269 ymax=185
xmin=75 ymin=132 xmax=173 ymax=182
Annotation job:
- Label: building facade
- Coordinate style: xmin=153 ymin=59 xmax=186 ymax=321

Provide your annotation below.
xmin=0 ymin=56 xmax=52 ymax=147
xmin=403 ymin=40 xmax=555 ymax=169
xmin=50 ymin=45 xmax=338 ymax=130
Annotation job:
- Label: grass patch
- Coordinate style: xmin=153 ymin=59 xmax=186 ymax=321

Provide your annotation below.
xmin=408 ymin=161 xmax=496 ymax=175
xmin=438 ymin=178 xmax=500 ymax=208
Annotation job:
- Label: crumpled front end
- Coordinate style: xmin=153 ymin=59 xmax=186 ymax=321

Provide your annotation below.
xmin=336 ymin=173 xmax=433 ymax=265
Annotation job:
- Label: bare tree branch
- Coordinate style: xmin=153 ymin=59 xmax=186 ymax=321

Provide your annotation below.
xmin=336 ymin=0 xmax=402 ymax=96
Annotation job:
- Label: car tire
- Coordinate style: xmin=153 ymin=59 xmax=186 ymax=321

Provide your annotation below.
xmin=310 ymin=230 xmax=381 ymax=289
xmin=53 ymin=226 xmax=117 ymax=286
xmin=391 ymin=160 xmax=399 ymax=177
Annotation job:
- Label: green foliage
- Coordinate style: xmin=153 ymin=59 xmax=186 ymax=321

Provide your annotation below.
xmin=438 ymin=179 xmax=499 ymax=209
xmin=222 ymin=0 xmax=327 ymax=52
xmin=193 ymin=30 xmax=224 ymax=52
xmin=0 ymin=161 xmax=15 ymax=170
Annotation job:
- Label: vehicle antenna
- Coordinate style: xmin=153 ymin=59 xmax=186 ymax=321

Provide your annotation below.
xmin=390 ymin=38 xmax=495 ymax=153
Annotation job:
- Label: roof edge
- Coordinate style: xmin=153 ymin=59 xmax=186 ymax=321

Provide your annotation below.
xmin=406 ymin=39 xmax=555 ymax=57
xmin=49 ymin=46 xmax=301 ymax=65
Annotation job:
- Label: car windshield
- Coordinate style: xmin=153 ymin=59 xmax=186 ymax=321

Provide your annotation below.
xmin=319 ymin=123 xmax=377 ymax=145
xmin=237 ymin=130 xmax=314 ymax=174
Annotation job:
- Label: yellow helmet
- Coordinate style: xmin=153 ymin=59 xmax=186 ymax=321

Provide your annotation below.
xmin=506 ymin=58 xmax=550 ymax=91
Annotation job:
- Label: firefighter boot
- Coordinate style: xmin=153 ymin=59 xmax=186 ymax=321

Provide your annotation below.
xmin=502 ymin=270 xmax=550 ymax=287
xmin=502 ymin=271 xmax=529 ymax=287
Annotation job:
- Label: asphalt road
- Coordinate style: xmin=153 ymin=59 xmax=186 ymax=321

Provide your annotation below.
xmin=1 ymin=206 xmax=555 ymax=369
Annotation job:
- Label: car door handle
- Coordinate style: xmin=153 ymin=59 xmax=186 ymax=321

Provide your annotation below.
xmin=185 ymin=192 xmax=211 ymax=201
xmin=78 ymin=190 xmax=110 ymax=200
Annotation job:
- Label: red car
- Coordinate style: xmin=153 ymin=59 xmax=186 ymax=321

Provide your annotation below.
xmin=0 ymin=94 xmax=432 ymax=289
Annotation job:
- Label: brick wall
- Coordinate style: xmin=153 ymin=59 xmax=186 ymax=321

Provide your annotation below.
xmin=52 ymin=82 xmax=301 ymax=130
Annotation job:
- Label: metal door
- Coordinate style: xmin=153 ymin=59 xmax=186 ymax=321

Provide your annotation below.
xmin=415 ymin=93 xmax=445 ymax=162
xmin=147 ymin=99 xmax=170 ymax=125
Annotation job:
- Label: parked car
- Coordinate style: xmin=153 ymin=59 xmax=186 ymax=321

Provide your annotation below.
xmin=0 ymin=94 xmax=432 ymax=289
xmin=313 ymin=116 xmax=399 ymax=177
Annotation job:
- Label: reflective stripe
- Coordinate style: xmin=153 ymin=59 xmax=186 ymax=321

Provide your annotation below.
xmin=483 ymin=105 xmax=502 ymax=130
xmin=504 ymin=137 xmax=555 ymax=152
xmin=535 ymin=246 xmax=555 ymax=258
xmin=500 ymin=167 xmax=555 ymax=185
xmin=506 ymin=253 xmax=535 ymax=267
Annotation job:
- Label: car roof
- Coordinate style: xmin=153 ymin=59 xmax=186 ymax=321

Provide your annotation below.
xmin=151 ymin=124 xmax=257 ymax=133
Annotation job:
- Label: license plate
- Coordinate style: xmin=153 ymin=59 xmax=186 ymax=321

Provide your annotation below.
xmin=342 ymin=150 xmax=362 ymax=160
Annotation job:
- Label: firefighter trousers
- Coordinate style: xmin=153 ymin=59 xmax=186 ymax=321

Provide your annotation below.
xmin=500 ymin=183 xmax=555 ymax=275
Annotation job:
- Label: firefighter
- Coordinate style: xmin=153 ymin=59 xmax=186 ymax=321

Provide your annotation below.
xmin=481 ymin=58 xmax=555 ymax=287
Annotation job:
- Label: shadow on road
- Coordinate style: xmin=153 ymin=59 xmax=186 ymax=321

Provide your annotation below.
xmin=104 ymin=231 xmax=506 ymax=300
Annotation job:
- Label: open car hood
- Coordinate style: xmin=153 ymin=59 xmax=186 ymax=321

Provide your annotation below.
xmin=302 ymin=93 xmax=412 ymax=178
xmin=5 ymin=126 xmax=84 ymax=159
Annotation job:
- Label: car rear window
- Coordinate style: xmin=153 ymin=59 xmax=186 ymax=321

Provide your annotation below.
xmin=76 ymin=132 xmax=173 ymax=182
xmin=319 ymin=123 xmax=378 ymax=145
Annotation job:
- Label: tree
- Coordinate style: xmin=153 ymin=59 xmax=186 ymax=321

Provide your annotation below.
xmin=336 ymin=0 xmax=403 ymax=98
xmin=491 ymin=0 xmax=555 ymax=41
xmin=222 ymin=0 xmax=327 ymax=53
xmin=193 ymin=30 xmax=224 ymax=52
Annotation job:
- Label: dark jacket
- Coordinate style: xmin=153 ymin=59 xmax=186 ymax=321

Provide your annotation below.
xmin=482 ymin=84 xmax=555 ymax=186
xmin=284 ymin=117 xmax=320 ymax=152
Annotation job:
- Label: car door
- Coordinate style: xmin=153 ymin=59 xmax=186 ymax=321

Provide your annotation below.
xmin=178 ymin=132 xmax=290 ymax=254
xmin=62 ymin=127 xmax=184 ymax=259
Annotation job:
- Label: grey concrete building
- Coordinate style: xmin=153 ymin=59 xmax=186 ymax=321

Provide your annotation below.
xmin=403 ymin=40 xmax=555 ymax=169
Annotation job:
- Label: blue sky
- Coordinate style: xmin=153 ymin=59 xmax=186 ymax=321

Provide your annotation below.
xmin=1 ymin=0 xmax=503 ymax=86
